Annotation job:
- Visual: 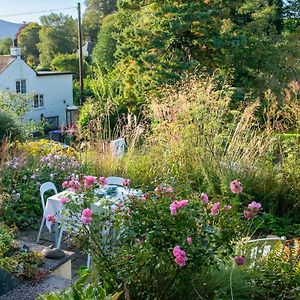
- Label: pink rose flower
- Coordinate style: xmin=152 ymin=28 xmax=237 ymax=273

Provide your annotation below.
xmin=170 ymin=200 xmax=189 ymax=215
xmin=211 ymin=202 xmax=221 ymax=216
xmin=46 ymin=214 xmax=56 ymax=223
xmin=98 ymin=176 xmax=108 ymax=186
xmin=81 ymin=216 xmax=92 ymax=224
xmin=68 ymin=180 xmax=81 ymax=192
xmin=62 ymin=181 xmax=69 ymax=189
xmin=84 ymin=176 xmax=96 ymax=189
xmin=170 ymin=201 xmax=179 ymax=215
xmin=166 ymin=187 xmax=174 ymax=194
xmin=81 ymin=208 xmax=93 ymax=224
xmin=186 ymin=237 xmax=192 ymax=244
xmin=230 ymin=179 xmax=243 ymax=194
xmin=122 ymin=179 xmax=131 ymax=186
xmin=175 ymin=255 xmax=188 ymax=267
xmin=82 ymin=208 xmax=93 ymax=217
xmin=60 ymin=197 xmax=69 ymax=205
xmin=224 ymin=205 xmax=232 ymax=211
xmin=200 ymin=193 xmax=209 ymax=204
xmin=178 ymin=200 xmax=189 ymax=207
xmin=248 ymin=201 xmax=262 ymax=211
xmin=173 ymin=245 xmax=188 ymax=267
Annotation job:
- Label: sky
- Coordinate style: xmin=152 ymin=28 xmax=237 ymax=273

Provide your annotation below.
xmin=0 ymin=0 xmax=86 ymax=24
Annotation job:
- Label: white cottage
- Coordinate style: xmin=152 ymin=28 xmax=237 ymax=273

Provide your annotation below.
xmin=0 ymin=46 xmax=73 ymax=127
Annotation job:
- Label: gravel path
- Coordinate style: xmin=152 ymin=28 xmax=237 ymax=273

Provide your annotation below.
xmin=0 ymin=275 xmax=71 ymax=300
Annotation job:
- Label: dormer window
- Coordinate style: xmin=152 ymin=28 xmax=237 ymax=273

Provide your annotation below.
xmin=16 ymin=79 xmax=26 ymax=93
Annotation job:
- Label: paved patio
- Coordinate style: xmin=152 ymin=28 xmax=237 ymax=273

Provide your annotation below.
xmin=17 ymin=228 xmax=87 ymax=280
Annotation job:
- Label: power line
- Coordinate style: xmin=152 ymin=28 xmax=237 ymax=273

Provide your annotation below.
xmin=0 ymin=6 xmax=77 ymax=18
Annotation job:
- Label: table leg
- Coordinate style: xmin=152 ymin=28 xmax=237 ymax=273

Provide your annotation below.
xmin=54 ymin=221 xmax=59 ymax=247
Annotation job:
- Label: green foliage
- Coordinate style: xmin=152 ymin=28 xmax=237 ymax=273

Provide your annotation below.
xmin=92 ymin=13 xmax=117 ymax=71
xmin=62 ymin=178 xmax=262 ymax=299
xmin=51 ymin=53 xmax=79 ymax=79
xmin=0 ymin=140 xmax=81 ymax=229
xmin=0 ymin=91 xmax=40 ymax=139
xmin=17 ymin=22 xmax=41 ymax=67
xmin=0 ymin=223 xmax=14 ymax=256
xmin=39 ymin=268 xmax=122 ymax=300
xmin=38 ymin=13 xmax=77 ymax=68
xmin=0 ymin=37 xmax=12 ymax=55
xmin=0 ymin=110 xmax=22 ymax=141
xmin=83 ymin=0 xmax=118 ymax=40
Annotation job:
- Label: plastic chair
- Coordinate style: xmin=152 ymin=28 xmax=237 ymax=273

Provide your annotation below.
xmin=36 ymin=182 xmax=58 ymax=243
xmin=245 ymin=236 xmax=286 ymax=266
xmin=106 ymin=176 xmax=124 ymax=186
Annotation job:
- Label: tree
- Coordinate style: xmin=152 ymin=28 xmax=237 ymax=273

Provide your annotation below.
xmin=38 ymin=13 xmax=77 ymax=68
xmin=51 ymin=53 xmax=79 ymax=80
xmin=283 ymin=0 xmax=300 ymax=31
xmin=0 ymin=37 xmax=12 ymax=55
xmin=83 ymin=0 xmax=117 ymax=40
xmin=92 ymin=13 xmax=117 ymax=70
xmin=17 ymin=22 xmax=41 ymax=67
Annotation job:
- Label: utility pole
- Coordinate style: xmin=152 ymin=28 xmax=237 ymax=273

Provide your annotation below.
xmin=77 ymin=2 xmax=84 ymax=106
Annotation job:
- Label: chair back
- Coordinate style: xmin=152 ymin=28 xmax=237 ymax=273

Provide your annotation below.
xmin=110 ymin=138 xmax=125 ymax=157
xmin=106 ymin=176 xmax=124 ymax=186
xmin=40 ymin=182 xmax=58 ymax=211
xmin=246 ymin=237 xmax=286 ymax=265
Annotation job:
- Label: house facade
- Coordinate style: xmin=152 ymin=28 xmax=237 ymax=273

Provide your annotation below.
xmin=0 ymin=46 xmax=73 ymax=127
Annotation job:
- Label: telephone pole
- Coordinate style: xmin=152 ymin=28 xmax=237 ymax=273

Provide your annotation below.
xmin=77 ymin=2 xmax=84 ymax=106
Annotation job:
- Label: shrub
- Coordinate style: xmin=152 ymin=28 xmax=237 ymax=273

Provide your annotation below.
xmin=0 ymin=110 xmax=22 ymax=141
xmin=60 ymin=177 xmax=263 ymax=299
xmin=0 ymin=140 xmax=82 ymax=229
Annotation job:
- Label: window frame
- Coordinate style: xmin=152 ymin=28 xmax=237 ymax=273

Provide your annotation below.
xmin=33 ymin=94 xmax=44 ymax=109
xmin=15 ymin=79 xmax=26 ymax=94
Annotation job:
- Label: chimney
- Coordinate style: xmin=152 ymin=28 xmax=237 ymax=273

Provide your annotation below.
xmin=10 ymin=38 xmax=21 ymax=59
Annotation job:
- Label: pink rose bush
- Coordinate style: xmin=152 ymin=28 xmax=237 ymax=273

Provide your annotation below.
xmin=60 ymin=178 xmax=264 ymax=299
xmin=173 ymin=245 xmax=188 ymax=267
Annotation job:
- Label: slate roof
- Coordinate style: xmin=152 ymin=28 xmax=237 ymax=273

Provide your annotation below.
xmin=0 ymin=55 xmax=15 ymax=74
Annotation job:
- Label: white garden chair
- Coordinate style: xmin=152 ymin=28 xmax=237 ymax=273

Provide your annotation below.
xmin=106 ymin=176 xmax=125 ymax=186
xmin=110 ymin=138 xmax=125 ymax=157
xmin=37 ymin=182 xmax=58 ymax=243
xmin=245 ymin=236 xmax=286 ymax=266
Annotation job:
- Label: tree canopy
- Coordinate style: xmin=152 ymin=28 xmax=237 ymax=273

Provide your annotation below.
xmin=38 ymin=13 xmax=77 ymax=69
xmin=17 ymin=22 xmax=41 ymax=67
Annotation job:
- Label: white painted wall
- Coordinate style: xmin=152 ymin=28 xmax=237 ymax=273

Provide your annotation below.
xmin=0 ymin=57 xmax=73 ymax=126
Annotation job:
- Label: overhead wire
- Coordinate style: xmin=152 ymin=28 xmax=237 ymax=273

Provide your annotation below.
xmin=0 ymin=6 xmax=78 ymax=18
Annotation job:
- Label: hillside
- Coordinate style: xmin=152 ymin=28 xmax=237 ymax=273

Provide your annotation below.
xmin=0 ymin=19 xmax=23 ymax=39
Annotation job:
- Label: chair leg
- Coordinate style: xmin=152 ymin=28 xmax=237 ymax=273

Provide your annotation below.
xmin=36 ymin=217 xmax=45 ymax=243
xmin=57 ymin=227 xmax=64 ymax=249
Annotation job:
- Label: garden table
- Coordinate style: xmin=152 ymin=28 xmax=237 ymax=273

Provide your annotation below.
xmin=44 ymin=187 xmax=140 ymax=246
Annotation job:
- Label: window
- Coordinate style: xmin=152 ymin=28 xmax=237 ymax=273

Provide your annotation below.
xmin=16 ymin=79 xmax=26 ymax=93
xmin=34 ymin=94 xmax=44 ymax=108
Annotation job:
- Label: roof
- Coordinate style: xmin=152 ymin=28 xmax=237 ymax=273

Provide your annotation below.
xmin=36 ymin=71 xmax=73 ymax=76
xmin=0 ymin=55 xmax=16 ymax=74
